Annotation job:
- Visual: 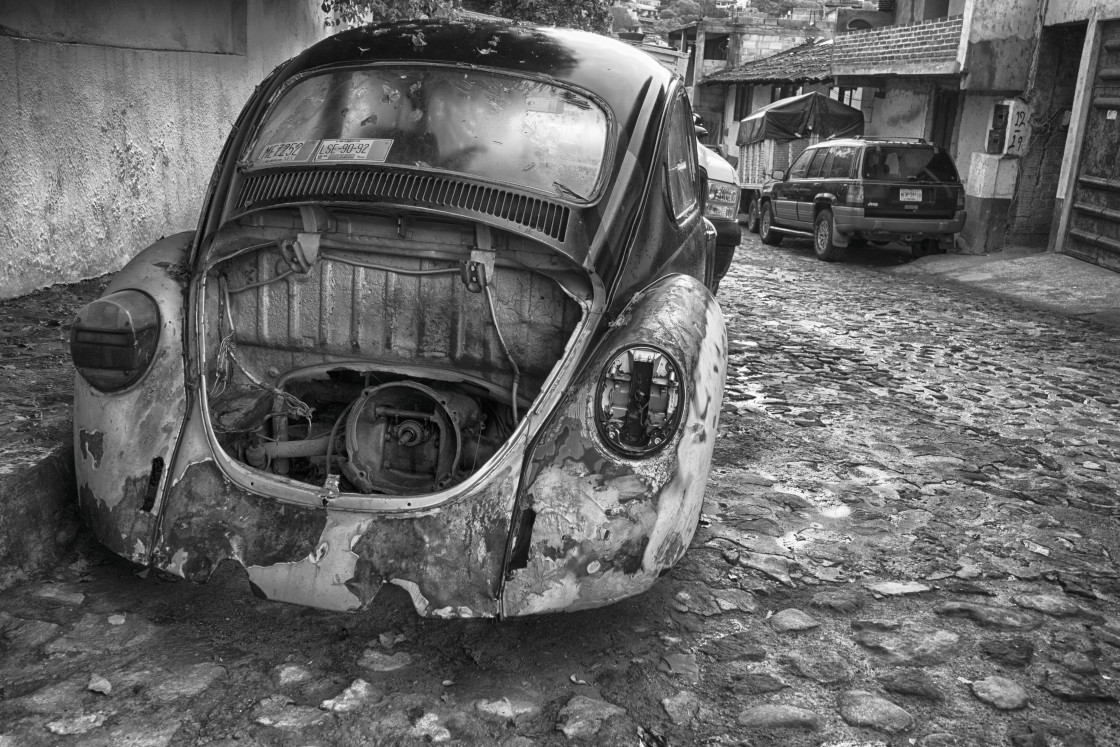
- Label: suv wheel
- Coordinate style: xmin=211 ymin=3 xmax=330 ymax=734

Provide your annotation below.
xmin=759 ymin=202 xmax=782 ymax=246
xmin=813 ymin=209 xmax=844 ymax=262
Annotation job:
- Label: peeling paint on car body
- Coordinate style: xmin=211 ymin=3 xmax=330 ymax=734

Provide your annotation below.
xmin=501 ymin=275 xmax=726 ymax=616
xmin=73 ymin=232 xmax=192 ymax=564
xmin=73 ymin=20 xmax=728 ymax=619
xmin=149 ymin=456 xmax=520 ymax=616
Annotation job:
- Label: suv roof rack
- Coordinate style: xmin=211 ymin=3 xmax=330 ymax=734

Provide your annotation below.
xmin=851 ymin=136 xmax=929 ymax=143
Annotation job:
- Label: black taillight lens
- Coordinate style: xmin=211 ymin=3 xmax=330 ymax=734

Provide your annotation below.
xmin=71 ymin=290 xmax=161 ymax=393
xmin=595 ymin=345 xmax=683 ymax=457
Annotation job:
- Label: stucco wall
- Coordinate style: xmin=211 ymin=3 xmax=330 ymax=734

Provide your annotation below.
xmin=962 ymin=0 xmax=1041 ymax=92
xmin=862 ymin=83 xmax=930 ymax=139
xmin=1046 ymin=0 xmax=1120 ymax=25
xmin=956 ymin=93 xmax=1003 ymax=191
xmin=0 ymin=0 xmax=327 ymax=299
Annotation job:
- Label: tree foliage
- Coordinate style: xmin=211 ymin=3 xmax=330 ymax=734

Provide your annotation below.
xmin=610 ymin=5 xmax=641 ymax=32
xmin=643 ymin=0 xmax=728 ymax=34
xmin=321 ymin=0 xmax=611 ymax=33
xmin=750 ymin=0 xmax=801 ymax=16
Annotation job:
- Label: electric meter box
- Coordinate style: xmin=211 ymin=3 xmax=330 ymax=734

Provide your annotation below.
xmin=987 ymin=98 xmax=1031 ymax=156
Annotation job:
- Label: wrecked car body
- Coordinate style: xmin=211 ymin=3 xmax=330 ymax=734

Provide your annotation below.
xmin=71 ymin=19 xmax=727 ymax=618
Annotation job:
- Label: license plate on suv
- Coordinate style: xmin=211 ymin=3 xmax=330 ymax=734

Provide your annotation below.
xmin=899 ymin=188 xmax=923 ymax=202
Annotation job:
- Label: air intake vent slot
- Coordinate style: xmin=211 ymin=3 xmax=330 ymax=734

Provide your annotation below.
xmin=237 ymin=168 xmax=570 ymax=242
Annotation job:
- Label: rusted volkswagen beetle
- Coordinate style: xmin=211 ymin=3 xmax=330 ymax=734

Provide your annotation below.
xmin=70 ymin=19 xmax=727 ymax=618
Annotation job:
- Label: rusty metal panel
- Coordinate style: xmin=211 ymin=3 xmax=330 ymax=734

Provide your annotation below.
xmin=151 ymin=446 xmax=523 ymax=616
xmin=501 ymin=274 xmax=726 ymax=616
xmin=221 ymin=245 xmax=578 ymax=393
xmin=74 ymin=233 xmax=193 ymax=564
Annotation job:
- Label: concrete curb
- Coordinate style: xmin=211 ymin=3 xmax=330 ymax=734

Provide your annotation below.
xmin=0 ymin=440 xmax=78 ymax=589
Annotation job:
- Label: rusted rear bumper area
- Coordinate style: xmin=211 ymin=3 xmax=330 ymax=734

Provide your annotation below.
xmin=77 ymin=270 xmax=724 ymax=618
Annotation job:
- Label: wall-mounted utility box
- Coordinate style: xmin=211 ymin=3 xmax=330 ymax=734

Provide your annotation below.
xmin=987 ymin=99 xmax=1032 ymax=156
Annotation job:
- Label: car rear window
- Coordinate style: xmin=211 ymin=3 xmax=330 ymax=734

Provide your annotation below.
xmin=244 ymin=66 xmax=610 ymax=200
xmin=861 ymin=146 xmax=959 ymax=183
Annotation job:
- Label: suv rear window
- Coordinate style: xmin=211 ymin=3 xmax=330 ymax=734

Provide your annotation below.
xmin=861 ymin=146 xmax=959 ymax=183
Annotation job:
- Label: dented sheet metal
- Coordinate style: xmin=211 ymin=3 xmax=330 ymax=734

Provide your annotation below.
xmin=151 ymin=436 xmax=522 ymax=616
xmin=501 ymin=275 xmax=726 ymax=616
xmin=74 ymin=233 xmax=193 ymax=564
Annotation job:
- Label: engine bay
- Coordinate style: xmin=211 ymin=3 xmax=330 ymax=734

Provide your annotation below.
xmin=199 ymin=210 xmax=589 ymax=496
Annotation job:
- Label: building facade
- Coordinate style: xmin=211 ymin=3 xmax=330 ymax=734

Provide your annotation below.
xmin=669 ymin=9 xmax=837 ymax=151
xmin=1046 ymin=1 xmax=1120 ymax=271
xmin=830 ymin=0 xmax=1120 ymax=264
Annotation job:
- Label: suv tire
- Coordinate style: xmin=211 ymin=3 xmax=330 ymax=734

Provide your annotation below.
xmin=813 ymin=208 xmax=844 ymax=262
xmin=759 ymin=201 xmax=782 ymax=246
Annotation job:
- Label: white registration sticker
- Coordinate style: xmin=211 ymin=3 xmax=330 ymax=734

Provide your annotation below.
xmin=314 ymin=139 xmax=393 ymax=163
xmin=258 ymin=141 xmax=313 ymax=164
xmin=899 ymin=188 xmax=923 ymax=202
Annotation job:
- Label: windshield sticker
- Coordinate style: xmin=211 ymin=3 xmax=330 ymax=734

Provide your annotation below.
xmin=314 ymin=139 xmax=393 ymax=163
xmin=258 ymin=141 xmax=316 ymax=165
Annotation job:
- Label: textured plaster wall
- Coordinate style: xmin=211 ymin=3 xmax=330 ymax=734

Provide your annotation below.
xmin=1046 ymin=0 xmax=1120 ymax=25
xmin=957 ymin=93 xmax=1003 ymax=191
xmin=962 ymin=0 xmax=1041 ymax=92
xmin=0 ymin=0 xmax=248 ymax=53
xmin=0 ymin=0 xmax=327 ymax=299
xmin=863 ymin=83 xmax=930 ymax=139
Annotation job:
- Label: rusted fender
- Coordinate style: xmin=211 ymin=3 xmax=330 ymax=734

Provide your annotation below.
xmin=500 ymin=273 xmax=726 ymax=616
xmin=75 ymin=233 xmax=193 ymax=565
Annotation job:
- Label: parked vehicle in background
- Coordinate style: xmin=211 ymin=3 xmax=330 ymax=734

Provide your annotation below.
xmin=698 ymin=144 xmax=741 ymax=291
xmin=69 ymin=19 xmax=727 ymax=619
xmin=736 ymin=92 xmax=863 ymax=234
xmin=758 ymin=136 xmax=967 ymax=261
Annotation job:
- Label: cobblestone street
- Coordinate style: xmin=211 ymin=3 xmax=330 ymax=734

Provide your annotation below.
xmin=3 ymin=235 xmax=1120 ymax=746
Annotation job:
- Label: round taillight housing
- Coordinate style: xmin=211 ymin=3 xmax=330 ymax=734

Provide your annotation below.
xmin=70 ymin=290 xmax=161 ymax=393
xmin=595 ymin=345 xmax=684 ymax=457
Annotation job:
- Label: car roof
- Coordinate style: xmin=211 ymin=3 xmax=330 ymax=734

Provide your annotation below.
xmin=279 ymin=19 xmax=675 ymax=132
xmin=816 ymin=136 xmax=938 ymax=148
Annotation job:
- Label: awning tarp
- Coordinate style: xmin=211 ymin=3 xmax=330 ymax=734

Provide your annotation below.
xmin=737 ymin=91 xmax=863 ymax=146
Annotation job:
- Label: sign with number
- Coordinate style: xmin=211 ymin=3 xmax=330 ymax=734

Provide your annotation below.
xmin=314 ymin=139 xmax=393 ymax=163
xmin=1003 ymin=100 xmax=1032 ymax=156
xmin=258 ymin=141 xmax=315 ymax=164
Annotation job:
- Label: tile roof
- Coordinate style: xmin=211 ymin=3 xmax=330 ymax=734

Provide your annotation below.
xmin=701 ymin=38 xmax=833 ymax=86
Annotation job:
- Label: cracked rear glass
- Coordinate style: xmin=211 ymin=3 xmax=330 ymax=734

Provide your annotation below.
xmin=244 ymin=66 xmax=610 ymax=200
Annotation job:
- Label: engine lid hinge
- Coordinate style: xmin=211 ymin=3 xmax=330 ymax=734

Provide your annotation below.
xmin=462 ymin=224 xmax=496 ymax=293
